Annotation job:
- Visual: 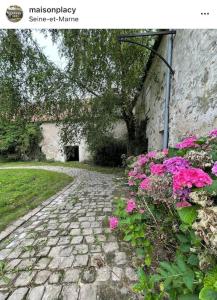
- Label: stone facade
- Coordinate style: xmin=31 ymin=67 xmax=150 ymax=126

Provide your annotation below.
xmin=135 ymin=29 xmax=217 ymax=150
xmin=40 ymin=122 xmax=127 ymax=162
xmin=40 ymin=123 xmax=91 ymax=162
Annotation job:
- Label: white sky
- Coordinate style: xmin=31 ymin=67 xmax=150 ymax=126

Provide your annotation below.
xmin=32 ymin=30 xmax=67 ymax=69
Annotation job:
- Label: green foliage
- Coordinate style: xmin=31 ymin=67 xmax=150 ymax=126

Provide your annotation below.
xmin=0 ymin=121 xmax=43 ymax=160
xmin=154 ymin=254 xmax=203 ymax=299
xmin=203 ymin=180 xmax=217 ymax=194
xmin=52 ymin=29 xmax=154 ymax=153
xmin=133 ymin=268 xmax=164 ymax=300
xmin=114 ymin=198 xmax=152 ymax=265
xmin=93 ymin=137 xmax=127 ymax=167
xmin=177 ymin=206 xmax=198 ymax=225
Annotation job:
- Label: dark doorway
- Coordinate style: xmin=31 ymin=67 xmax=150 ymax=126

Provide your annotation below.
xmin=65 ymin=146 xmax=79 ymax=161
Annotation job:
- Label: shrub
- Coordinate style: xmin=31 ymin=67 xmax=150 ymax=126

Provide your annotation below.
xmin=0 ymin=121 xmax=44 ymax=161
xmin=93 ymin=138 xmax=127 ymax=167
xmin=110 ymin=129 xmax=217 ymax=299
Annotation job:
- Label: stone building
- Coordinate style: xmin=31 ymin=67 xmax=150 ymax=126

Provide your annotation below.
xmin=135 ymin=29 xmax=217 ymax=150
xmin=40 ymin=122 xmax=127 ymax=162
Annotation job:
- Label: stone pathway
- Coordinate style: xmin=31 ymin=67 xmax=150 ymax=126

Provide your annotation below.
xmin=0 ymin=166 xmax=140 ymax=300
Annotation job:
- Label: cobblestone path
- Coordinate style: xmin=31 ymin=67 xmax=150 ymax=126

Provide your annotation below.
xmin=0 ymin=166 xmax=140 ymax=300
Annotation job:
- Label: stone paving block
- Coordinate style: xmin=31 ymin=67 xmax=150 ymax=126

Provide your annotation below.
xmin=35 ymin=258 xmax=51 ymax=270
xmin=79 ymin=284 xmax=97 ymax=300
xmin=58 ymin=237 xmax=71 ymax=245
xmin=47 ymin=238 xmax=59 ymax=247
xmin=115 ymin=252 xmax=127 ymax=265
xmin=36 ymin=247 xmax=50 ymax=257
xmin=0 ymin=292 xmax=9 ymax=300
xmin=85 ymin=235 xmax=95 ymax=244
xmin=63 ymin=269 xmax=81 ymax=283
xmin=73 ymin=244 xmax=88 ymax=254
xmin=70 ymin=229 xmax=81 ymax=236
xmin=73 ymin=255 xmax=89 ymax=267
xmin=96 ymin=266 xmax=110 ymax=282
xmin=69 ymin=222 xmax=80 ymax=229
xmin=27 ymin=285 xmax=45 ymax=300
xmin=112 ymin=267 xmax=123 ymax=281
xmin=14 ymin=271 xmax=36 ymax=287
xmin=18 ymin=258 xmax=36 ymax=270
xmin=49 ymin=272 xmax=61 ymax=284
xmin=61 ymin=284 xmax=79 ymax=300
xmin=6 ymin=259 xmax=21 ymax=270
xmin=90 ymin=245 xmax=102 ymax=253
xmin=35 ymin=270 xmax=51 ymax=285
xmin=103 ymin=242 xmax=119 ymax=253
xmin=7 ymin=287 xmax=29 ymax=300
xmin=42 ymin=285 xmax=62 ymax=300
xmin=71 ymin=236 xmax=83 ymax=244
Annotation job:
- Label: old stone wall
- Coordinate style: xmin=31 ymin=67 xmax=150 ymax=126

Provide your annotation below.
xmin=135 ymin=29 xmax=217 ymax=150
xmin=40 ymin=121 xmax=127 ymax=162
xmin=40 ymin=123 xmax=91 ymax=162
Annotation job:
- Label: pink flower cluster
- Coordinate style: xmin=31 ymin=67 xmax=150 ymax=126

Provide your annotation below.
xmin=176 ymin=200 xmax=192 ymax=208
xmin=109 ymin=217 xmax=118 ymax=230
xmin=140 ymin=178 xmax=151 ymax=190
xmin=146 ymin=151 xmax=157 ymax=158
xmin=175 ymin=136 xmax=198 ymax=149
xmin=173 ymin=168 xmax=212 ymax=192
xmin=163 ymin=157 xmax=189 ymax=174
xmin=150 ymin=163 xmax=166 ymax=176
xmin=209 ymin=129 xmax=217 ymax=137
xmin=212 ymin=162 xmax=217 ymax=176
xmin=126 ymin=199 xmax=136 ymax=213
xmin=137 ymin=155 xmax=148 ymax=166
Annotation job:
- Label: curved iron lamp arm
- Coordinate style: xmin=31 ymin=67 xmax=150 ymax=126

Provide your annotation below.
xmin=118 ymin=38 xmax=175 ymax=75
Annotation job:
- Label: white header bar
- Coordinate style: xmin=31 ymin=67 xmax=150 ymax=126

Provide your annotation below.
xmin=0 ymin=0 xmax=217 ymax=29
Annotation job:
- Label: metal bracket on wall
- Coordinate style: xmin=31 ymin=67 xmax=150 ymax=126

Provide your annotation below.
xmin=117 ymin=30 xmax=176 ymax=75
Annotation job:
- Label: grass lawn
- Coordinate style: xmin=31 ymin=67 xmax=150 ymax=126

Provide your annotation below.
xmin=0 ymin=161 xmax=124 ymax=175
xmin=0 ymin=169 xmax=73 ymax=231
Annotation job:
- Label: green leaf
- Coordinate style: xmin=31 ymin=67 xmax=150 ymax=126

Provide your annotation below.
xmin=204 ymin=266 xmax=217 ymax=287
xmin=187 ymin=254 xmax=199 ymax=266
xmin=123 ymin=234 xmax=132 ymax=241
xmin=176 ymin=255 xmax=187 ymax=272
xmin=177 ymin=206 xmax=198 ymax=225
xmin=183 ymin=270 xmax=195 ymax=291
xmin=179 ymin=295 xmax=199 ymax=300
xmin=199 ymin=287 xmax=217 ymax=300
xmin=203 ymin=180 xmax=217 ymax=194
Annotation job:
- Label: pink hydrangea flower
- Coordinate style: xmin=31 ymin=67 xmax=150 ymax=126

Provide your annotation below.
xmin=140 ymin=178 xmax=151 ymax=190
xmin=212 ymin=162 xmax=217 ymax=176
xmin=137 ymin=154 xmax=148 ymax=166
xmin=173 ymin=168 xmax=212 ymax=192
xmin=162 ymin=149 xmax=169 ymax=155
xmin=128 ymin=180 xmax=135 ymax=186
xmin=146 ymin=151 xmax=157 ymax=158
xmin=150 ymin=163 xmax=166 ymax=176
xmin=163 ymin=157 xmax=189 ymax=174
xmin=176 ymin=201 xmax=192 ymax=208
xmin=126 ymin=199 xmax=136 ymax=213
xmin=109 ymin=217 xmax=118 ymax=230
xmin=175 ymin=136 xmax=198 ymax=149
xmin=139 ymin=209 xmax=145 ymax=213
xmin=135 ymin=173 xmax=147 ymax=180
xmin=209 ymin=129 xmax=217 ymax=137
xmin=130 ymin=191 xmax=136 ymax=196
xmin=128 ymin=170 xmax=137 ymax=177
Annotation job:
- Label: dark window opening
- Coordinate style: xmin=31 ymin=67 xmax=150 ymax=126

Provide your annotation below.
xmin=65 ymin=146 xmax=79 ymax=161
